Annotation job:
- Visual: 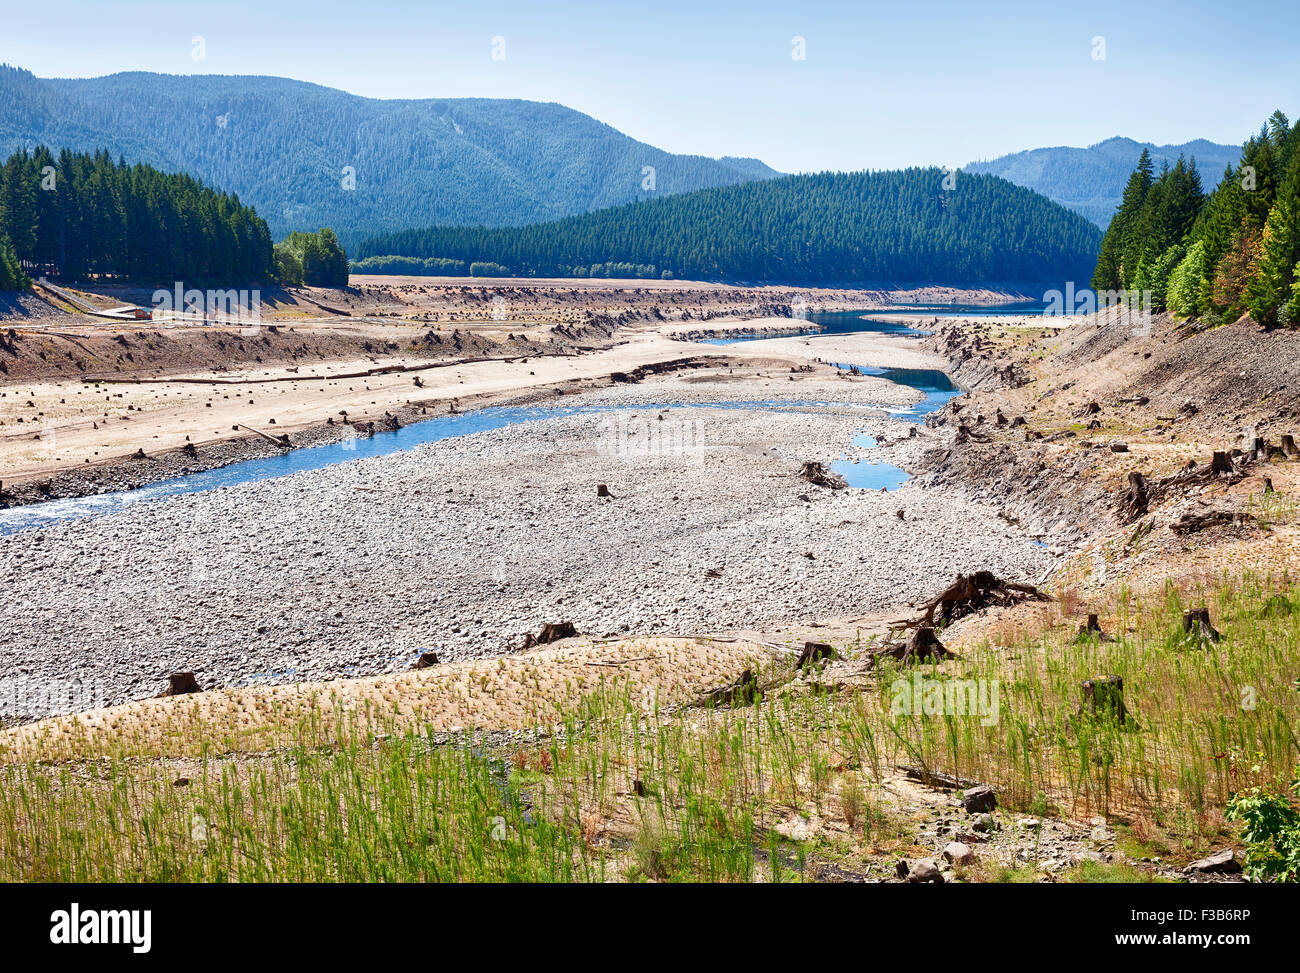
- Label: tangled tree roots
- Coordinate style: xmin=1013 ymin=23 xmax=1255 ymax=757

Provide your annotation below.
xmin=895 ymin=570 xmax=1052 ymax=630
xmin=870 ymin=625 xmax=956 ymax=666
xmin=798 ymin=461 xmax=847 ymax=490
xmin=698 ymin=668 xmax=763 ymax=707
xmin=522 ymin=621 xmax=578 ymax=648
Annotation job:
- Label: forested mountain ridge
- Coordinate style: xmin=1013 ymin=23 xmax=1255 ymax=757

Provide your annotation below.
xmin=0 ymin=65 xmax=780 ymax=252
xmin=355 ymin=168 xmax=1103 ymax=285
xmin=966 ymin=136 xmax=1240 ymax=228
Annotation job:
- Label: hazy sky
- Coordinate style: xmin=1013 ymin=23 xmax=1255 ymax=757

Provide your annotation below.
xmin=4 ymin=0 xmax=1297 ymax=172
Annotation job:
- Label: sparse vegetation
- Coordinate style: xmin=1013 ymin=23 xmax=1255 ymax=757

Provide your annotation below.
xmin=1 ymin=570 xmax=1296 ymax=882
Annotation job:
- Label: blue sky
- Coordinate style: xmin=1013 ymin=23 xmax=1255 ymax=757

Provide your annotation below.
xmin=4 ymin=0 xmax=1297 ymax=172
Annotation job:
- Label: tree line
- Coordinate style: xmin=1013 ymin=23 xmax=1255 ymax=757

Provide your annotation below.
xmin=0 ymin=146 xmax=351 ymax=290
xmin=1093 ymin=110 xmax=1300 ymax=326
xmin=354 ymin=168 xmax=1103 ymax=285
xmin=0 ymin=147 xmax=276 ymax=286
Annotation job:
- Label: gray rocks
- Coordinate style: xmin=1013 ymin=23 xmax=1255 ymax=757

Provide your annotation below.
xmin=943 ymin=841 xmax=975 ymax=866
xmin=961 ymin=784 xmax=998 ymax=814
xmin=906 ymin=858 xmax=944 ymax=883
xmin=1187 ymin=849 xmax=1241 ymax=875
xmin=0 ymin=382 xmax=1052 ymax=720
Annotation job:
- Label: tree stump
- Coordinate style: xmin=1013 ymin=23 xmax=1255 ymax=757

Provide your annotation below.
xmin=795 ymin=641 xmax=836 ymax=671
xmin=1075 ymin=613 xmax=1110 ymax=642
xmin=525 ymin=621 xmax=578 ymax=647
xmin=905 ymin=626 xmax=951 ymax=663
xmin=1079 ymin=674 xmax=1131 ymax=725
xmin=1182 ymin=608 xmax=1221 ymax=643
xmin=596 ymin=483 xmax=613 ymax=498
xmin=1282 ymin=435 xmax=1299 ymax=460
xmin=1119 ymin=471 xmax=1149 ymax=522
xmin=798 ymin=461 xmax=847 ymax=489
xmin=414 ymin=651 xmax=440 ymax=669
xmin=1210 ymin=451 xmax=1232 ymax=475
xmin=163 ymin=672 xmax=200 ymax=696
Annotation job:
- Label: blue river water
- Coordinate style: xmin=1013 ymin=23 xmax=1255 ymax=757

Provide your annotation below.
xmin=0 ymin=306 xmax=1010 ymax=534
xmin=701 ymin=309 xmax=967 ymax=488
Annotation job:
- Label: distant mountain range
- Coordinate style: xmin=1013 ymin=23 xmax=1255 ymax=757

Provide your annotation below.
xmin=0 ymin=65 xmax=780 ymax=251
xmin=965 ymin=136 xmax=1241 ymax=227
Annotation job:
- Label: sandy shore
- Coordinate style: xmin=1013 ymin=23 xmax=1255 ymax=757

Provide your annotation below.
xmin=734 ymin=331 xmax=951 ymax=372
xmin=2 ymin=332 xmax=797 ymax=485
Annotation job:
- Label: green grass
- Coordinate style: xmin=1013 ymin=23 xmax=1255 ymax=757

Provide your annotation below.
xmin=1 ymin=569 xmax=1297 ymax=882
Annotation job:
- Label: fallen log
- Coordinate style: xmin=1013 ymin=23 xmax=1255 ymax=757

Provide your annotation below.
xmin=698 ymin=668 xmax=762 ymax=707
xmin=898 ymin=765 xmax=982 ymax=790
xmin=1170 ymin=509 xmax=1256 ymax=534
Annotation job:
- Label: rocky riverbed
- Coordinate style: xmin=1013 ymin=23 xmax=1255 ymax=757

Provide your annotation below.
xmin=0 ymin=368 xmax=1051 ymax=720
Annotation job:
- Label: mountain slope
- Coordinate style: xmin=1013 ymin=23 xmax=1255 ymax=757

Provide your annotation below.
xmin=0 ymin=65 xmax=780 ymax=251
xmin=356 ymin=168 xmax=1103 ymax=285
xmin=965 ymin=136 xmax=1240 ymax=227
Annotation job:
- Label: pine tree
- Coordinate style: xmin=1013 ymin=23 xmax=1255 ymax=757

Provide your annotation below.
xmin=1246 ymin=192 xmax=1300 ymax=325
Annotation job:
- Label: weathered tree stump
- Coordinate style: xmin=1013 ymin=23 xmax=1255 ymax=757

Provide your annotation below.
xmin=795 ymin=641 xmax=836 ymax=671
xmin=162 ymin=672 xmax=200 ymax=697
xmin=1210 ymin=451 xmax=1232 ymax=475
xmin=523 ymin=621 xmax=578 ymax=648
xmin=1282 ymin=435 xmax=1299 ymax=459
xmin=1075 ymin=613 xmax=1110 ymax=642
xmin=1119 ymin=471 xmax=1149 ymax=522
xmin=1079 ymin=674 xmax=1132 ymax=725
xmin=596 ymin=483 xmax=613 ymax=498
xmin=898 ymin=570 xmax=1050 ymax=630
xmin=414 ymin=651 xmax=440 ymax=669
xmin=1182 ymin=608 xmax=1221 ymax=643
xmin=872 ymin=627 xmax=956 ymax=666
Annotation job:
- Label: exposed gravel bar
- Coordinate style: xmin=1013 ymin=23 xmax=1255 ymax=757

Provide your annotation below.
xmin=0 ymin=370 xmax=1049 ymax=720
